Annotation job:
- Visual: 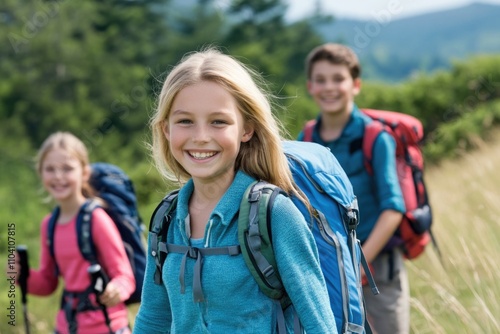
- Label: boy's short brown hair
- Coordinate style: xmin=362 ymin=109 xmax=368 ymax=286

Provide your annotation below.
xmin=305 ymin=43 xmax=361 ymax=80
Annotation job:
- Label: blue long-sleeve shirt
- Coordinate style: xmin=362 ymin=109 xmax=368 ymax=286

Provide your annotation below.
xmin=134 ymin=170 xmax=337 ymax=334
xmin=298 ymin=106 xmax=405 ymax=242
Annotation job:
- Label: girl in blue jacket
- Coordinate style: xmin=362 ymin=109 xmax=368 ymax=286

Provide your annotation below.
xmin=133 ymin=48 xmax=337 ymax=334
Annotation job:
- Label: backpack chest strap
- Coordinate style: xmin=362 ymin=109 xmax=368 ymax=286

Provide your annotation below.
xmin=159 ymin=243 xmax=241 ymax=303
xmin=61 ymin=286 xmax=101 ymax=334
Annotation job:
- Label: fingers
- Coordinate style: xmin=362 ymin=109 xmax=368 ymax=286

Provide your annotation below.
xmin=98 ymin=282 xmax=122 ymax=307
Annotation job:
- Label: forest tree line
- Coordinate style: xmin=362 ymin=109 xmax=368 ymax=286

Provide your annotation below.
xmin=2 ymin=0 xmax=500 ymax=208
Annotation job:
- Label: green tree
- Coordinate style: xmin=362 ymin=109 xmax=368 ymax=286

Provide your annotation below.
xmin=223 ymin=0 xmax=324 ymax=86
xmin=0 ymin=0 xmax=170 ymax=161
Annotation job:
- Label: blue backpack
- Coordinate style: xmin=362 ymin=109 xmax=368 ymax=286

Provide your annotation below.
xmin=149 ymin=141 xmax=376 ymax=334
xmin=47 ymin=163 xmax=146 ymax=305
xmin=283 ymin=141 xmax=376 ymax=333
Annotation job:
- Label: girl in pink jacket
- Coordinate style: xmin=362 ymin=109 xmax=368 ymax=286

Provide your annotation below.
xmin=22 ymin=131 xmax=135 ymax=334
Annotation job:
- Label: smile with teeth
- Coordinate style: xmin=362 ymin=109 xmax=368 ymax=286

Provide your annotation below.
xmin=52 ymin=184 xmax=68 ymax=191
xmin=322 ymin=96 xmax=339 ymax=102
xmin=189 ymin=151 xmax=217 ymax=160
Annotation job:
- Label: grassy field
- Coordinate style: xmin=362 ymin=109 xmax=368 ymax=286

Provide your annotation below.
xmin=2 ymin=136 xmax=500 ymax=333
xmin=406 ymin=134 xmax=500 ymax=333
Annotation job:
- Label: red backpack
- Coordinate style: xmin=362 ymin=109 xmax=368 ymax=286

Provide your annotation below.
xmin=303 ymin=109 xmax=437 ymax=259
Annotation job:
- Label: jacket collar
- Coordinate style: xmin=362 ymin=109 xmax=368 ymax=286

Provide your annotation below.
xmin=176 ymin=170 xmax=256 ymax=226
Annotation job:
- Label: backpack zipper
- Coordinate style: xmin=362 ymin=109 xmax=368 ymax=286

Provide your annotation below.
xmin=313 ymin=209 xmax=350 ymax=333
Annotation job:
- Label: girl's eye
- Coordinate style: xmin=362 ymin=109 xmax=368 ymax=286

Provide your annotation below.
xmin=177 ymin=119 xmax=192 ymax=124
xmin=63 ymin=166 xmax=74 ymax=172
xmin=314 ymin=78 xmax=325 ymax=84
xmin=212 ymin=120 xmax=227 ymax=125
xmin=44 ymin=166 xmax=54 ymax=173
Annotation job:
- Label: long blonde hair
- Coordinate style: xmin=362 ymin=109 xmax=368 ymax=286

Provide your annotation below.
xmin=151 ymin=48 xmax=298 ymax=196
xmin=36 ymin=131 xmax=94 ymax=198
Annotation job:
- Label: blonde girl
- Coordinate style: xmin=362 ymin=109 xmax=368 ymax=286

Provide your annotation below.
xmin=134 ymin=49 xmax=337 ymax=333
xmin=22 ymin=132 xmax=135 ymax=334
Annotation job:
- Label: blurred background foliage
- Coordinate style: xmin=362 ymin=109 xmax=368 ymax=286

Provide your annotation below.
xmin=1 ymin=0 xmax=500 ymax=221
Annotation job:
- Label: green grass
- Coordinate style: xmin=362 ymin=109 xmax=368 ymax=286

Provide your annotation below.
xmin=407 ymin=133 xmax=500 ymax=333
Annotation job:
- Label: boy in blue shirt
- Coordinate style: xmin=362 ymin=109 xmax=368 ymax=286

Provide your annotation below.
xmin=298 ymin=43 xmax=409 ymax=334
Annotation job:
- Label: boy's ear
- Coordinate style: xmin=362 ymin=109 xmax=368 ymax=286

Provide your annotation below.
xmin=241 ymin=124 xmax=254 ymax=143
xmin=353 ymin=78 xmax=362 ymax=95
xmin=306 ymin=80 xmax=313 ymax=94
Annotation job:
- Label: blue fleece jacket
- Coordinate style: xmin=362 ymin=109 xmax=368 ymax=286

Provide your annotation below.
xmin=133 ymin=171 xmax=337 ymax=334
xmin=298 ymin=106 xmax=405 ymax=242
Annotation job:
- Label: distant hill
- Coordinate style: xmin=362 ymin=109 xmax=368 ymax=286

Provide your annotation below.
xmin=314 ymin=2 xmax=500 ymax=82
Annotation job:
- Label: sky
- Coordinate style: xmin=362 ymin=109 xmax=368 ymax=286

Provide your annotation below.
xmin=286 ymin=0 xmax=500 ymax=21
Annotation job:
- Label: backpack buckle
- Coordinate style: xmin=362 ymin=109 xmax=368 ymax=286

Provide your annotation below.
xmin=262 ymin=265 xmax=275 ymax=279
xmin=249 ymin=191 xmax=261 ymax=203
xmin=187 ymin=247 xmax=199 ymax=259
xmin=346 ymin=209 xmax=358 ymax=231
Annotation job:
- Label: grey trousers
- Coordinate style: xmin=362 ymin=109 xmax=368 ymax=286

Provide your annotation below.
xmin=363 ymin=248 xmax=410 ymax=334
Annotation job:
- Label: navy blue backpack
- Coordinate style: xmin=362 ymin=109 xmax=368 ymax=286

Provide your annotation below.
xmin=47 ymin=163 xmax=146 ymax=305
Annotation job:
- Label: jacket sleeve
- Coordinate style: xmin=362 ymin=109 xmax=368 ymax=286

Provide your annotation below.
xmin=271 ymin=195 xmax=338 ymax=334
xmin=92 ymin=208 xmax=135 ymax=301
xmin=27 ymin=215 xmax=59 ymax=296
xmin=133 ymin=231 xmax=172 ymax=334
xmin=371 ymin=132 xmax=406 ymax=213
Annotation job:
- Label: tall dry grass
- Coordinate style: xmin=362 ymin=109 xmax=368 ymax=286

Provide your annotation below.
xmin=407 ymin=134 xmax=500 ymax=333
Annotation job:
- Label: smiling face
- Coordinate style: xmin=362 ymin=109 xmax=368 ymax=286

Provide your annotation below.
xmin=164 ymin=81 xmax=254 ymax=186
xmin=307 ymin=60 xmax=361 ymax=116
xmin=40 ymin=148 xmax=89 ymax=206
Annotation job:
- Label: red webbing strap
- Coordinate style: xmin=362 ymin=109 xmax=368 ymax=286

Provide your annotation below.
xmin=302 ymin=119 xmax=317 ymax=142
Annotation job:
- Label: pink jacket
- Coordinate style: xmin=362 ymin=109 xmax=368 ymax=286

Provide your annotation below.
xmin=29 ymin=207 xmax=135 ymax=334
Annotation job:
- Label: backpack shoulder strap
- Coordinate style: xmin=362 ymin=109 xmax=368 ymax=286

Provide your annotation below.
xmin=76 ymin=200 xmax=100 ymax=265
xmin=149 ymin=190 xmax=179 ymax=285
xmin=47 ymin=200 xmax=99 ymax=275
xmin=47 ymin=207 xmax=60 ymax=276
xmin=237 ymin=181 xmax=288 ymax=302
xmin=238 ymin=181 xmax=303 ymax=334
xmin=302 ymin=119 xmax=317 ymax=142
xmin=362 ymin=120 xmax=386 ymax=175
